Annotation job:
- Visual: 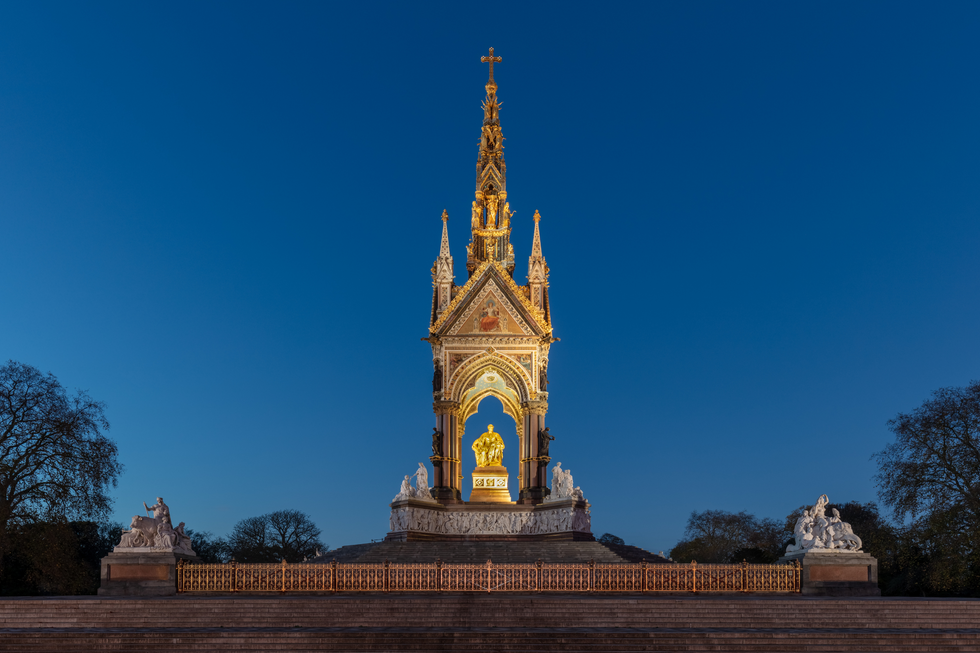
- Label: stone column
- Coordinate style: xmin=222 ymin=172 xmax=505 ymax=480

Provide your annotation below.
xmin=518 ymin=399 xmax=548 ymax=504
xmin=431 ymin=401 xmax=461 ymax=503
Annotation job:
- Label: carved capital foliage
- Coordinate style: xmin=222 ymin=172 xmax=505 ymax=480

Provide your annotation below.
xmin=433 ymin=401 xmax=460 ymax=415
xmin=522 ymin=400 xmax=548 ymax=415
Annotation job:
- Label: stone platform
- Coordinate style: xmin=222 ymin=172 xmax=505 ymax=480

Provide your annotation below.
xmin=1 ymin=595 xmax=979 ymax=651
xmin=387 ymin=496 xmax=592 ymax=542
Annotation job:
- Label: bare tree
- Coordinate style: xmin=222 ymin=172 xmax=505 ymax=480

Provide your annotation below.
xmin=0 ymin=361 xmax=122 ymax=572
xmin=266 ymin=509 xmax=324 ymax=561
xmin=227 ymin=510 xmax=324 ymax=563
xmin=670 ymin=509 xmax=787 ymax=563
xmin=873 ymin=380 xmax=980 ymax=529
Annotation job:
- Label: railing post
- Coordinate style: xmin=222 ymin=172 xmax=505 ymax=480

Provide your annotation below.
xmin=691 ymin=560 xmax=697 ymax=594
xmin=795 ymin=559 xmax=801 ymax=593
xmin=742 ymin=559 xmax=748 ymax=593
xmin=230 ymin=560 xmax=237 ymax=593
xmin=331 ymin=559 xmax=337 ymax=594
xmin=384 ymin=559 xmax=390 ymax=593
xmin=536 ymin=559 xmax=542 ymax=593
xmin=589 ymin=559 xmax=595 ymax=592
xmin=486 ymin=558 xmax=492 ymax=594
xmin=641 ymin=559 xmax=647 ymax=593
xmin=436 ymin=558 xmax=442 ymax=592
xmin=281 ymin=559 xmax=287 ymax=594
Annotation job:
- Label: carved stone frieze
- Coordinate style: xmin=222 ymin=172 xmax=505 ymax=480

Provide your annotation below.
xmin=389 ymin=503 xmax=591 ymax=535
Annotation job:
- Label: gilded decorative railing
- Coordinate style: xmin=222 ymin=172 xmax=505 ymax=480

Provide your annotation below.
xmin=177 ymin=559 xmax=800 ymax=593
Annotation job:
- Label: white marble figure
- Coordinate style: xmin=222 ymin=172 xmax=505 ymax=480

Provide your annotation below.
xmin=173 ymin=522 xmax=195 ymax=556
xmin=143 ymin=497 xmax=171 ymax=524
xmin=544 ymin=462 xmax=585 ymax=503
xmin=414 ymin=462 xmax=433 ymax=500
xmin=393 ymin=475 xmax=415 ymax=502
xmin=786 ymin=494 xmax=863 ymax=554
xmin=114 ymin=497 xmax=196 ymax=555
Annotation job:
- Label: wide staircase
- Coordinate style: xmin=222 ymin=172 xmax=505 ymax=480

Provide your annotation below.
xmin=353 ymin=539 xmax=631 ymax=564
xmin=1 ymin=594 xmax=979 ymax=651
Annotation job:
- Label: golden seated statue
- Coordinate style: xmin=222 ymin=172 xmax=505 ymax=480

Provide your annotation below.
xmin=470 ymin=424 xmax=512 ymax=503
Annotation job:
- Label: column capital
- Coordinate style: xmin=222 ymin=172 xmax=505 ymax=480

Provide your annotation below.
xmin=521 ymin=399 xmax=548 ymax=416
xmin=433 ymin=400 xmax=460 ymax=415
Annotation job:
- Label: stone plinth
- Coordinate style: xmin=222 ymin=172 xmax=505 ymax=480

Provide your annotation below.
xmin=387 ymin=496 xmax=592 ymax=541
xmin=98 ymin=550 xmax=199 ymax=596
xmin=470 ymin=465 xmax=512 ymax=503
xmin=778 ymin=550 xmax=880 ymax=596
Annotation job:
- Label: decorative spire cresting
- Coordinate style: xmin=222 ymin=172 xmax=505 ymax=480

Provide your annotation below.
xmin=468 ymin=47 xmax=514 ymax=277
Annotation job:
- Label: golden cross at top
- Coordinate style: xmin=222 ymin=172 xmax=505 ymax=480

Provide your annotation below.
xmin=481 ymin=47 xmax=502 ymax=82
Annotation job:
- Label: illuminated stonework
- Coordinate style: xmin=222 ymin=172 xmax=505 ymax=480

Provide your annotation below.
xmin=426 ymin=49 xmax=555 ymax=505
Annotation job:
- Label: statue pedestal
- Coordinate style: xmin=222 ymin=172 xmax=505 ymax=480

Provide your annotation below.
xmin=778 ymin=550 xmax=880 ymax=596
xmin=98 ymin=550 xmax=199 ymax=596
xmin=469 ymin=465 xmax=512 ymax=503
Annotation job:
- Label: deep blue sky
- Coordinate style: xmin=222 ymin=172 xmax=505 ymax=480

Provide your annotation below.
xmin=2 ymin=2 xmax=978 ymax=553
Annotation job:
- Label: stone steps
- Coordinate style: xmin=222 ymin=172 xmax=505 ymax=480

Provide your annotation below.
xmin=1 ymin=628 xmax=978 ymax=652
xmin=4 ymin=595 xmax=979 ymax=652
xmin=354 ymin=540 xmax=629 ymax=563
xmin=3 ymin=596 xmax=980 ymax=630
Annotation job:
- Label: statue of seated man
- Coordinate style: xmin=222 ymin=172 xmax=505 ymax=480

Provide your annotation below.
xmin=472 ymin=424 xmax=505 ymax=467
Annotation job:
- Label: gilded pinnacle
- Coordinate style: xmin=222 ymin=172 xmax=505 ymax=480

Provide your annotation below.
xmin=441 ymin=209 xmax=448 ymax=222
xmin=533 ymin=210 xmax=541 ymax=222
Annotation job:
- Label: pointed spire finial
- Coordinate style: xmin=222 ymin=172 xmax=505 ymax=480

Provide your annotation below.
xmin=531 ymin=210 xmax=544 ymax=259
xmin=439 ymin=210 xmax=451 ymax=258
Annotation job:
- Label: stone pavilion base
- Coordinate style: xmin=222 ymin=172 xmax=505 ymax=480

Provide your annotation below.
xmin=386 ymin=496 xmax=593 ymax=542
xmin=778 ymin=550 xmax=880 ymax=596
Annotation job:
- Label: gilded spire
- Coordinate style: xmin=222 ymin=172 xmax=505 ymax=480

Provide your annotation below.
xmin=468 ymin=47 xmax=513 ymax=276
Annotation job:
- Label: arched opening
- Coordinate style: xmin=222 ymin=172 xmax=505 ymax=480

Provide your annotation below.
xmin=461 ymin=394 xmax=520 ymax=501
xmin=432 ymin=350 xmax=545 ymax=503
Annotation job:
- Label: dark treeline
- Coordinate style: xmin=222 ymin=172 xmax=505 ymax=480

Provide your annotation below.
xmin=670 ymin=380 xmax=980 ymax=597
xmin=1 ymin=520 xmax=119 ymax=595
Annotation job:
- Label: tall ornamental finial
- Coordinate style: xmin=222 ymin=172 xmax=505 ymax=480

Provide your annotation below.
xmin=468 ymin=46 xmax=512 ymax=277
xmin=481 ymin=47 xmax=502 ymax=82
